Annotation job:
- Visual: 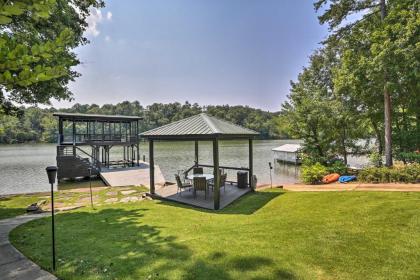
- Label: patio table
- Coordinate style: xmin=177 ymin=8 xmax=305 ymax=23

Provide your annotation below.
xmin=187 ymin=173 xmax=214 ymax=181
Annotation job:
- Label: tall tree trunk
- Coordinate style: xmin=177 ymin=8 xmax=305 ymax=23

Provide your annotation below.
xmin=381 ymin=0 xmax=393 ymax=166
xmin=342 ymin=125 xmax=348 ymax=165
xmin=417 ymin=99 xmax=420 ymax=150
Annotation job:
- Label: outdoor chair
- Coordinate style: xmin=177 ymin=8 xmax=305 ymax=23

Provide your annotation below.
xmin=193 ymin=167 xmax=203 ymax=174
xmin=175 ymin=174 xmax=192 ymax=196
xmin=209 ymin=173 xmax=227 ymax=192
xmin=193 ymin=176 xmax=208 ymax=199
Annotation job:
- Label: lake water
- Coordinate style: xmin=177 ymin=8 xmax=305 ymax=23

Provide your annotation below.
xmin=0 ymin=140 xmax=302 ymax=195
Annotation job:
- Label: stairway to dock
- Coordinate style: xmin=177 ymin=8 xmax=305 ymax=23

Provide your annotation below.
xmin=100 ymin=162 xmax=166 ymax=187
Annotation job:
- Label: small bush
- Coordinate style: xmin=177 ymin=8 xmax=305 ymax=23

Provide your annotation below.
xmin=358 ymin=163 xmax=420 ymax=183
xmin=369 ymin=151 xmax=383 ymax=167
xmin=301 ymin=162 xmax=328 ymax=184
xmin=326 ymin=161 xmax=348 ymax=175
xmin=396 ymin=152 xmax=420 ymax=164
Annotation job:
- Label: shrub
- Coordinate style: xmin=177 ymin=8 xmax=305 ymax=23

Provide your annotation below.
xmin=369 ymin=151 xmax=383 ymax=167
xmin=358 ymin=163 xmax=420 ymax=183
xmin=300 ymin=162 xmax=328 ymax=184
xmin=326 ymin=160 xmax=348 ymax=175
xmin=396 ymin=152 xmax=420 ymax=164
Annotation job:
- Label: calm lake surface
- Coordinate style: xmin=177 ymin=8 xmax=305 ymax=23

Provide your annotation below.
xmin=0 ymin=140 xmax=302 ymax=195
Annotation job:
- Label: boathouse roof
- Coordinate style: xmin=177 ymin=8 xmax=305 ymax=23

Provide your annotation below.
xmin=141 ymin=113 xmax=259 ymax=140
xmin=53 ymin=112 xmax=143 ymax=121
xmin=272 ymin=144 xmax=302 ymax=153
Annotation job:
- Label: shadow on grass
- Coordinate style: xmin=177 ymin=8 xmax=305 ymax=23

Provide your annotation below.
xmin=11 ymin=205 xmax=295 ymax=279
xmin=156 ymin=190 xmax=285 ymax=215
xmin=0 ymin=205 xmax=25 ymax=220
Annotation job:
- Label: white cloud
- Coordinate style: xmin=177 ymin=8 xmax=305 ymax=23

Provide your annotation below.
xmin=106 ymin=11 xmax=112 ymax=20
xmin=85 ymin=8 xmax=112 ymax=37
xmin=105 ymin=35 xmax=111 ymax=42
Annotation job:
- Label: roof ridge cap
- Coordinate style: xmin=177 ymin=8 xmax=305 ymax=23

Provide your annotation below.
xmin=202 ymin=113 xmax=259 ymax=134
xmin=200 ymin=113 xmax=221 ymax=133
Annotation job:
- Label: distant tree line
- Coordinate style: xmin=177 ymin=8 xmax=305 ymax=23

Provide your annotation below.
xmin=0 ymin=101 xmax=288 ymax=143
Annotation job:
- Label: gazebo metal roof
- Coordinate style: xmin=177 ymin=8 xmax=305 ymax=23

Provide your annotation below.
xmin=141 ymin=113 xmax=259 ymax=140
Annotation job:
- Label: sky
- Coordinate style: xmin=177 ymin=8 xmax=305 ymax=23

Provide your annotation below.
xmin=53 ymin=0 xmax=329 ymax=112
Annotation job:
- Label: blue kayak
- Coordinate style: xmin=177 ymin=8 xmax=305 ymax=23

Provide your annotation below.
xmin=339 ymin=175 xmax=356 ymax=183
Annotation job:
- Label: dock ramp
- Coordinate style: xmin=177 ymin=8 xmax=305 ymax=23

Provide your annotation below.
xmin=100 ymin=162 xmax=166 ymax=187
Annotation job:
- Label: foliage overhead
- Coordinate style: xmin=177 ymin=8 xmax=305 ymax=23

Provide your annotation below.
xmin=0 ymin=0 xmax=104 ymax=115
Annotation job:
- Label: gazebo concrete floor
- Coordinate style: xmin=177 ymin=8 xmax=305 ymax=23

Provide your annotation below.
xmin=155 ymin=183 xmax=251 ymax=210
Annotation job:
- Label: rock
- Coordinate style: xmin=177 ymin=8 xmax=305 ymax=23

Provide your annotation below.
xmin=37 ymin=200 xmax=47 ymax=206
xmin=104 ymin=198 xmax=118 ymax=203
xmin=106 ymin=191 xmax=118 ymax=196
xmin=145 ymin=196 xmax=153 ymax=200
xmin=26 ymin=203 xmax=40 ymax=212
xmin=120 ymin=190 xmax=137 ymax=195
xmin=120 ymin=196 xmax=139 ymax=203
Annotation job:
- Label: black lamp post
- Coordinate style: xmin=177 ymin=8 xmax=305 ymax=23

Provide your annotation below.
xmin=46 ymin=166 xmax=57 ymax=271
xmin=268 ymin=162 xmax=273 ymax=188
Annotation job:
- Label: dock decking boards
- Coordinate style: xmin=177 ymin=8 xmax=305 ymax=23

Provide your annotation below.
xmin=100 ymin=162 xmax=165 ymax=187
xmin=155 ymin=183 xmax=251 ymax=210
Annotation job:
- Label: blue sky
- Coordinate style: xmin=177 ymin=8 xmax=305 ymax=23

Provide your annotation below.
xmin=55 ymin=0 xmax=329 ymax=112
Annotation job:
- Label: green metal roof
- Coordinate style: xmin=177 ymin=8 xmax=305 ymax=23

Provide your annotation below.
xmin=141 ymin=113 xmax=259 ymax=140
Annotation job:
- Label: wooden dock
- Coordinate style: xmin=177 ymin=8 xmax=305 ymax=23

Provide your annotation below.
xmin=100 ymin=162 xmax=166 ymax=187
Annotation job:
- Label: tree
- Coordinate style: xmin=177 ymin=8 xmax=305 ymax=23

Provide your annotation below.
xmin=281 ymin=48 xmax=369 ymax=164
xmin=0 ymin=0 xmax=104 ymax=115
xmin=316 ymin=0 xmax=420 ymax=166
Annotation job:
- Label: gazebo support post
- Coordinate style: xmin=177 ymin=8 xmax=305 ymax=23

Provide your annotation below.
xmin=249 ymin=139 xmax=253 ymax=189
xmin=149 ymin=140 xmax=155 ymax=194
xmin=213 ymin=138 xmax=220 ymax=210
xmin=194 ymin=140 xmax=199 ymax=166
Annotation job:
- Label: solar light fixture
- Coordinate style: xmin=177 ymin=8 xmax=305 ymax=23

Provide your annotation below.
xmin=268 ymin=162 xmax=273 ymax=188
xmin=45 ymin=166 xmax=57 ymax=271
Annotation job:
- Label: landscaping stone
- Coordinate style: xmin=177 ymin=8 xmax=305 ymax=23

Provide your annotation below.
xmin=120 ymin=190 xmax=137 ymax=195
xmin=104 ymin=198 xmax=118 ymax=203
xmin=106 ymin=191 xmax=118 ymax=196
xmin=120 ymin=196 xmax=139 ymax=203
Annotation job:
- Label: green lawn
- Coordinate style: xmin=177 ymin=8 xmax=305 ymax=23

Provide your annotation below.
xmin=9 ymin=190 xmax=420 ymax=280
xmin=0 ymin=185 xmax=148 ymax=220
xmin=0 ymin=194 xmax=46 ymax=220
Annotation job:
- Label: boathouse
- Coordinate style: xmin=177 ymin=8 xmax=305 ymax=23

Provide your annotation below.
xmin=272 ymin=143 xmax=302 ymax=164
xmin=53 ymin=112 xmax=142 ymax=181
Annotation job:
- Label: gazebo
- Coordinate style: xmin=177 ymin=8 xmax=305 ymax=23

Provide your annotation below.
xmin=141 ymin=113 xmax=259 ymax=210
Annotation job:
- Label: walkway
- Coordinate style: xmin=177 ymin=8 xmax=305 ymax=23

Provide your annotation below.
xmin=258 ymin=183 xmax=420 ymax=192
xmin=0 ymin=213 xmax=56 ymax=280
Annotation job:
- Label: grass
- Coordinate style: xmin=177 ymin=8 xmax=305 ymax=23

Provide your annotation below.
xmin=0 ymin=185 xmax=148 ymax=220
xmin=8 ymin=190 xmax=420 ymax=280
xmin=0 ymin=194 xmax=46 ymax=220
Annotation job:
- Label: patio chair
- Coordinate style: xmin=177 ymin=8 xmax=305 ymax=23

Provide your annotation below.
xmin=193 ymin=176 xmax=208 ymax=199
xmin=175 ymin=174 xmax=192 ymax=196
xmin=193 ymin=167 xmax=203 ymax=174
xmin=209 ymin=173 xmax=227 ymax=192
